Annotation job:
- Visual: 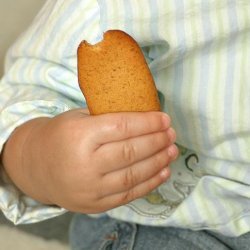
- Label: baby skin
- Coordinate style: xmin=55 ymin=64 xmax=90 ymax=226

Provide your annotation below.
xmin=1 ymin=109 xmax=178 ymax=214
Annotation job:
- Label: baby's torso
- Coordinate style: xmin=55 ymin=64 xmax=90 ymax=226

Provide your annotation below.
xmin=98 ymin=0 xmax=250 ymax=235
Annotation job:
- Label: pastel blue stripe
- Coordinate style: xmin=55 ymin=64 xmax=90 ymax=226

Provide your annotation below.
xmin=149 ymin=0 xmax=160 ymax=40
xmin=98 ymin=0 xmax=108 ymax=31
xmin=41 ymin=0 xmax=80 ymax=58
xmin=173 ymin=0 xmax=191 ymax=146
xmin=198 ymin=0 xmax=213 ymax=151
xmin=33 ymin=59 xmax=52 ymax=89
xmin=224 ymin=2 xmax=242 ymax=158
xmin=174 ymin=1 xmax=187 ymax=60
xmin=185 ymin=194 xmax=204 ymax=228
xmin=18 ymin=60 xmax=29 ymax=86
xmin=218 ymin=160 xmax=233 ymax=180
xmin=123 ymin=0 xmax=133 ymax=34
xmin=205 ymin=177 xmax=231 ymax=224
xmin=61 ymin=9 xmax=100 ymax=59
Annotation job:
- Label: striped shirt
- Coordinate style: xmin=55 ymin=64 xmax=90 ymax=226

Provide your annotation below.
xmin=0 ymin=0 xmax=250 ymax=237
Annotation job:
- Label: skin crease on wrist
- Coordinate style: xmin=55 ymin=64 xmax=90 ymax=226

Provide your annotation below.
xmin=1 ymin=109 xmax=178 ymax=214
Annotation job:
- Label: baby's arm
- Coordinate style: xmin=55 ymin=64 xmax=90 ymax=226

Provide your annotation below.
xmin=2 ymin=109 xmax=178 ymax=213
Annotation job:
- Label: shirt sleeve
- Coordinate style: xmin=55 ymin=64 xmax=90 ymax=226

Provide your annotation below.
xmin=0 ymin=0 xmax=101 ymax=224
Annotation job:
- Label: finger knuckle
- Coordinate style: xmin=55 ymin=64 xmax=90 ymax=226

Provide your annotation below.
xmin=123 ymin=167 xmax=136 ymax=188
xmin=122 ymin=141 xmax=136 ymax=163
xmin=120 ymin=189 xmax=135 ymax=204
xmin=115 ymin=115 xmax=130 ymax=135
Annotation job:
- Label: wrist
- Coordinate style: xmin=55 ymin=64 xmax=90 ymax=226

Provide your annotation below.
xmin=1 ymin=117 xmax=53 ymax=204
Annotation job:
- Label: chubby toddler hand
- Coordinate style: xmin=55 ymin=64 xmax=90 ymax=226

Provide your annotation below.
xmin=3 ymin=108 xmax=178 ymax=214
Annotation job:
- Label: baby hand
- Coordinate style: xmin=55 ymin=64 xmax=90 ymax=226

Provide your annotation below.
xmin=6 ymin=109 xmax=178 ymax=214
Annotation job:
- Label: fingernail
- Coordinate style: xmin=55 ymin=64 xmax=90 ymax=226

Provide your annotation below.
xmin=167 ymin=127 xmax=176 ymax=143
xmin=167 ymin=144 xmax=178 ymax=158
xmin=160 ymin=167 xmax=170 ymax=179
xmin=162 ymin=114 xmax=170 ymax=129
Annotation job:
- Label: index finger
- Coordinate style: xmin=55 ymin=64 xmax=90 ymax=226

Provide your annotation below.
xmin=88 ymin=111 xmax=171 ymax=145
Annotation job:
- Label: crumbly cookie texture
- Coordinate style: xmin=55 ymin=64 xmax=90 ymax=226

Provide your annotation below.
xmin=77 ymin=30 xmax=161 ymax=115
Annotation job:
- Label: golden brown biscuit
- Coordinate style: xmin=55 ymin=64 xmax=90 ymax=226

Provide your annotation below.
xmin=77 ymin=30 xmax=161 ymax=115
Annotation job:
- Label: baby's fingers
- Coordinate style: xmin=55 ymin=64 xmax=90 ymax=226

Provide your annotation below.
xmin=100 ymin=166 xmax=171 ymax=211
xmin=96 ymin=128 xmax=176 ymax=173
xmin=89 ymin=112 xmax=171 ymax=146
xmin=100 ymin=144 xmax=178 ymax=197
